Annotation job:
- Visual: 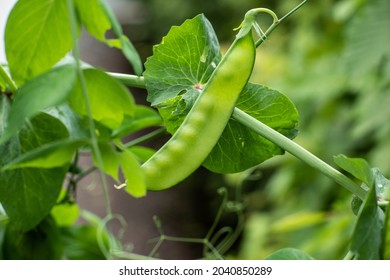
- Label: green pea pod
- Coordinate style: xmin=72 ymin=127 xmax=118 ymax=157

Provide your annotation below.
xmin=142 ymin=31 xmax=256 ymax=191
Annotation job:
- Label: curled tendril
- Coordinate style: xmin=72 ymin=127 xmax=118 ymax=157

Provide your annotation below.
xmin=235 ymin=8 xmax=279 ymax=39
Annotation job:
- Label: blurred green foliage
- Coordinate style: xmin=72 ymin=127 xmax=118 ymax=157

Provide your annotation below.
xmin=144 ymin=0 xmax=389 ymax=259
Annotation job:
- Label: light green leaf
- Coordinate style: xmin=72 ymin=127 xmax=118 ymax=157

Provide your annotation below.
xmin=128 ymin=146 xmax=156 ymax=163
xmin=93 ymin=142 xmax=121 ymax=181
xmin=74 ymin=0 xmax=111 ymax=42
xmin=5 ymin=0 xmax=74 ymax=85
xmin=97 ymin=0 xmax=143 ymax=75
xmin=334 ymin=154 xmax=374 ymax=186
xmin=69 ymin=68 xmax=135 ymax=130
xmin=112 ymin=105 xmax=163 ymax=138
xmin=0 ymin=99 xmax=69 ymax=231
xmin=0 ymin=64 xmax=77 ymax=145
xmin=2 ymin=139 xmax=89 ymax=170
xmin=266 ymin=248 xmax=315 ymax=260
xmin=51 ymin=203 xmax=80 ymax=227
xmin=119 ymin=150 xmax=146 ymax=198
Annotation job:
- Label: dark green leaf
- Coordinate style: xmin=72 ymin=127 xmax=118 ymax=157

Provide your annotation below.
xmin=61 ymin=225 xmax=108 ymax=260
xmin=266 ymin=248 xmax=315 ymax=260
xmin=69 ymin=68 xmax=135 ymax=130
xmin=384 ymin=203 xmax=390 ymax=260
xmin=0 ymin=100 xmax=69 ymax=231
xmin=5 ymin=0 xmax=74 ymax=85
xmin=350 ymin=181 xmax=385 ymax=259
xmin=204 ymin=83 xmax=299 ymax=173
xmin=2 ymin=216 xmax=63 ymax=259
xmin=0 ymin=64 xmax=76 ymax=145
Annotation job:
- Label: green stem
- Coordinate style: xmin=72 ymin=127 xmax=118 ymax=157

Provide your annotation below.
xmin=0 ymin=65 xmax=17 ymax=94
xmin=232 ymin=108 xmax=367 ymax=200
xmin=255 ymin=0 xmax=308 ymax=47
xmin=108 ymin=72 xmax=146 ymax=89
xmin=66 ymin=0 xmax=112 ymax=215
xmin=122 ymin=127 xmax=166 ymax=148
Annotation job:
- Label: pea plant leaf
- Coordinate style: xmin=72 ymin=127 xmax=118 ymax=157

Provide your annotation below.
xmin=69 ymin=68 xmax=135 ymax=130
xmin=74 ymin=0 xmax=111 ymax=43
xmin=266 ymin=248 xmax=315 ymax=260
xmin=144 ymin=14 xmax=299 ymax=173
xmin=0 ymin=96 xmax=69 ymax=231
xmin=0 ymin=64 xmax=77 ymax=145
xmin=5 ymin=0 xmax=74 ymax=85
xmin=335 ymin=155 xmax=387 ymax=259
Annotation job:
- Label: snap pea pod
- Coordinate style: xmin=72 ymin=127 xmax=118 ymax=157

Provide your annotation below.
xmin=142 ymin=30 xmax=256 ymax=191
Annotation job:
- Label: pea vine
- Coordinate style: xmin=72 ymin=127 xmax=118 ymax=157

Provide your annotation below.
xmin=0 ymin=0 xmax=389 ymax=260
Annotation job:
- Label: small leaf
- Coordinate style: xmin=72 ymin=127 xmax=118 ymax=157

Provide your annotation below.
xmin=119 ymin=150 xmax=146 ymax=198
xmin=93 ymin=142 xmax=121 ymax=181
xmin=0 ymin=64 xmax=77 ymax=145
xmin=112 ymin=105 xmax=163 ymax=139
xmin=69 ymin=68 xmax=135 ymax=130
xmin=266 ymin=248 xmax=315 ymax=260
xmin=5 ymin=0 xmax=74 ymax=85
xmin=334 ymin=154 xmax=374 ymax=186
xmin=97 ymin=0 xmax=143 ymax=75
xmin=51 ymin=203 xmax=80 ymax=227
xmin=350 ymin=181 xmax=385 ymax=259
xmin=128 ymin=146 xmax=156 ymax=163
xmin=74 ymin=0 xmax=111 ymax=42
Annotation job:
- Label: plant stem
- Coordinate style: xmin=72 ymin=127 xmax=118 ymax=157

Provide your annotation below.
xmin=122 ymin=127 xmax=166 ymax=148
xmin=232 ymin=108 xmax=367 ymax=200
xmin=108 ymin=72 xmax=146 ymax=88
xmin=66 ymin=0 xmax=112 ymax=215
xmin=0 ymin=65 xmax=17 ymax=95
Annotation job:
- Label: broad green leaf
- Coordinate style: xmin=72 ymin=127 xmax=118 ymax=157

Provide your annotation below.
xmin=112 ymin=105 xmax=163 ymax=139
xmin=334 ymin=154 xmax=374 ymax=186
xmin=0 ymin=64 xmax=77 ymax=145
xmin=2 ymin=139 xmax=89 ymax=170
xmin=144 ymin=14 xmax=299 ymax=173
xmin=203 ymin=84 xmax=298 ymax=173
xmin=97 ymin=0 xmax=143 ymax=75
xmin=74 ymin=0 xmax=111 ymax=42
xmin=144 ymin=14 xmax=221 ymax=107
xmin=266 ymin=248 xmax=315 ymax=260
xmin=5 ymin=0 xmax=74 ymax=85
xmin=350 ymin=181 xmax=385 ymax=259
xmin=2 ymin=216 xmax=63 ymax=260
xmin=0 ymin=100 xmax=69 ymax=231
xmin=119 ymin=150 xmax=146 ymax=198
xmin=69 ymin=68 xmax=135 ymax=130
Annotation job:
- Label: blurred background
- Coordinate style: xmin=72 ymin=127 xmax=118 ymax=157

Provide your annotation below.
xmin=1 ymin=0 xmax=389 ymax=259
